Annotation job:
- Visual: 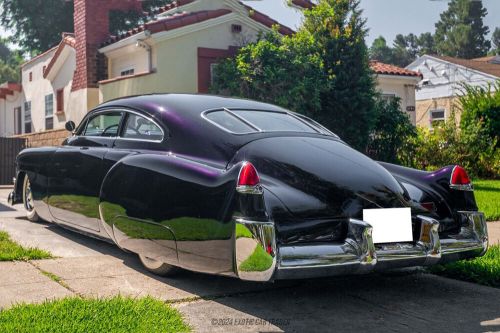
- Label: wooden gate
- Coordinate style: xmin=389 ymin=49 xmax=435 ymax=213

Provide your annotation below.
xmin=0 ymin=137 xmax=27 ymax=185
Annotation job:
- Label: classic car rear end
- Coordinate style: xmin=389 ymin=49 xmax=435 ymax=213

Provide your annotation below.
xmin=228 ymin=132 xmax=487 ymax=281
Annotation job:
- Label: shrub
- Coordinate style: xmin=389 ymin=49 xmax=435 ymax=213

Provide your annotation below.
xmin=459 ymin=81 xmax=500 ymax=145
xmin=406 ymin=112 xmax=499 ymax=178
xmin=367 ymin=96 xmax=417 ymax=164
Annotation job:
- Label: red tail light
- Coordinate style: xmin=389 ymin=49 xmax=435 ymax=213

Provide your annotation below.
xmin=236 ymin=162 xmax=262 ymax=194
xmin=450 ymin=165 xmax=473 ymax=191
xmin=238 ymin=162 xmax=260 ymax=186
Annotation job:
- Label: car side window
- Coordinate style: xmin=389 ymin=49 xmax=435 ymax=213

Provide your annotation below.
xmin=82 ymin=112 xmax=123 ymax=137
xmin=122 ymin=113 xmax=163 ymax=141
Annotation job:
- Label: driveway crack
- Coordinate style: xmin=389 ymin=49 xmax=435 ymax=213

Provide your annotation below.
xmin=28 ymin=261 xmax=82 ymax=297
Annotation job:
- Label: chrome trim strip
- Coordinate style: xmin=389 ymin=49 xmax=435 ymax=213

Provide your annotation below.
xmin=234 ymin=218 xmax=276 ymax=281
xmin=223 ymin=108 xmax=262 ymax=132
xmin=77 ymin=108 xmax=166 ymax=143
xmin=236 ymin=185 xmax=264 ymax=195
xmin=7 ymin=191 xmax=14 ymax=206
xmin=201 ymin=109 xmax=258 ymax=135
xmin=449 ymin=184 xmax=474 ymax=191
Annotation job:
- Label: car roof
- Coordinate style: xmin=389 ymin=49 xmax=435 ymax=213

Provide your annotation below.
xmin=97 ymin=93 xmax=287 ymax=118
xmin=92 ymin=94 xmax=330 ymax=167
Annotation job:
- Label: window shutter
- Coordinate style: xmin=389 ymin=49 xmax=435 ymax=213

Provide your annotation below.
xmin=56 ymin=89 xmax=64 ymax=113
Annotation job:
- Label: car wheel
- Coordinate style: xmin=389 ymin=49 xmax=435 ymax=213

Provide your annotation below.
xmin=139 ymin=254 xmax=179 ymax=276
xmin=23 ymin=176 xmax=39 ymax=222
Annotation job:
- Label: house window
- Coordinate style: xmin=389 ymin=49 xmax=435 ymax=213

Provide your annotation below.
xmin=24 ymin=101 xmax=32 ymax=134
xmin=45 ymin=94 xmax=54 ymax=130
xmin=381 ymin=93 xmax=396 ymax=102
xmin=29 ymin=72 xmax=33 ymax=82
xmin=430 ymin=109 xmax=445 ymax=128
xmin=56 ymin=89 xmax=64 ymax=113
xmin=120 ymin=68 xmax=135 ymax=76
xmin=231 ymin=24 xmax=242 ymax=33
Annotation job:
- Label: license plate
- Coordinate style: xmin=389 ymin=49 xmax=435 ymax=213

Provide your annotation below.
xmin=362 ymin=208 xmax=413 ymax=244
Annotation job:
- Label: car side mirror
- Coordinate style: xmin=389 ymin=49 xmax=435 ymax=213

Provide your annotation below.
xmin=65 ymin=121 xmax=76 ymax=132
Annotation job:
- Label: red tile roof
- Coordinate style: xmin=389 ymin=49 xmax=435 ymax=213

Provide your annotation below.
xmin=291 ymin=0 xmax=315 ymax=9
xmin=370 ymin=60 xmax=423 ymax=78
xmin=432 ymin=55 xmax=500 ymax=77
xmin=239 ymin=2 xmax=294 ymax=35
xmin=102 ymin=9 xmax=232 ymax=46
xmin=103 ymin=0 xmax=295 ymax=47
xmin=152 ymin=0 xmax=196 ymax=15
xmin=0 ymin=82 xmax=22 ymax=100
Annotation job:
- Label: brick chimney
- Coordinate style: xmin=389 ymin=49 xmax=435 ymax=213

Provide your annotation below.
xmin=72 ymin=0 xmax=142 ymax=91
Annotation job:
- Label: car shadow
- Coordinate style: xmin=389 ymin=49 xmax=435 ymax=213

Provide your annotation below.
xmin=0 ymin=203 xmax=16 ymax=212
xmin=29 ymin=220 xmax=500 ymax=332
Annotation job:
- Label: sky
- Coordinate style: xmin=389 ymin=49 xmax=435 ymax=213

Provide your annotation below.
xmin=1 ymin=0 xmax=499 ymax=48
xmin=245 ymin=0 xmax=500 ymax=46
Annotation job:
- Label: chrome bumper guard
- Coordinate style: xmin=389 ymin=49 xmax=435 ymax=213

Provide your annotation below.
xmin=235 ymin=211 xmax=487 ymax=281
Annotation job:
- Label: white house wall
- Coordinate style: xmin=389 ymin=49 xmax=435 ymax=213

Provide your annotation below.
xmin=21 ymin=47 xmax=77 ymax=133
xmin=108 ymin=44 xmax=151 ymax=78
xmin=22 ymin=50 xmax=56 ymax=133
xmin=407 ymin=56 xmax=498 ymax=101
xmin=375 ymin=75 xmax=420 ymax=125
xmin=0 ymin=92 xmax=23 ymax=137
xmin=100 ymin=16 xmax=262 ymax=101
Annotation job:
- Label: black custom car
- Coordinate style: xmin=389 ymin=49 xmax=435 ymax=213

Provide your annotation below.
xmin=8 ymin=94 xmax=488 ymax=281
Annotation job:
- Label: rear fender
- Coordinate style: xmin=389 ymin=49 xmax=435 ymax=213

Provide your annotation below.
xmin=99 ymin=153 xmax=241 ymax=274
xmin=379 ymin=162 xmax=478 ymax=218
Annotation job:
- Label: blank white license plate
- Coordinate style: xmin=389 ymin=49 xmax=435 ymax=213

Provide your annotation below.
xmin=362 ymin=208 xmax=413 ymax=244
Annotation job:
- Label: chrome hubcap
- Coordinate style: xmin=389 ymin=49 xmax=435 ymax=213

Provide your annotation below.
xmin=24 ymin=179 xmax=34 ymax=212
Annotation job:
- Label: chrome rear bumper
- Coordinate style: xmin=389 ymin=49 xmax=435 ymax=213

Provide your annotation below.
xmin=234 ymin=211 xmax=488 ymax=281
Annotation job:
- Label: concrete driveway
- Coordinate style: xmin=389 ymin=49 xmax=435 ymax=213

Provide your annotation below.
xmin=0 ymin=187 xmax=499 ymax=332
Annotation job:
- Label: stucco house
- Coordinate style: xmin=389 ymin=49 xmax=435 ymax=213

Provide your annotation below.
xmin=370 ymin=61 xmax=422 ymax=125
xmin=406 ymin=55 xmax=500 ymax=128
xmin=0 ymin=0 xmax=420 ymax=139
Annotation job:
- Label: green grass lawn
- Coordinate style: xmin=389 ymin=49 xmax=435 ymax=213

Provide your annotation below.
xmin=0 ymin=231 xmax=51 ymax=261
xmin=0 ymin=296 xmax=190 ymax=333
xmin=430 ymin=245 xmax=500 ymax=288
xmin=474 ymin=179 xmax=500 ymax=221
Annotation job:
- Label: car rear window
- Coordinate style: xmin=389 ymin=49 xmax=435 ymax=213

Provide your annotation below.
xmin=205 ymin=110 xmax=255 ymax=134
xmin=204 ymin=109 xmax=319 ymax=134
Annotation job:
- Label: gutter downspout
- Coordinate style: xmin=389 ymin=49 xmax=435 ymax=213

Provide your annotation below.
xmin=137 ymin=32 xmax=153 ymax=73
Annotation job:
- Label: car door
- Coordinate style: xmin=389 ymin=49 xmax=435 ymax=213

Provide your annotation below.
xmin=48 ymin=110 xmax=124 ymax=231
xmin=99 ymin=111 xmax=178 ymax=264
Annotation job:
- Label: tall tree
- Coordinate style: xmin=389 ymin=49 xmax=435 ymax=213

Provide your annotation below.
xmin=416 ymin=32 xmax=437 ymax=55
xmin=434 ymin=0 xmax=490 ymax=59
xmin=369 ymin=36 xmax=394 ymax=64
xmin=0 ymin=0 xmax=74 ymax=55
xmin=492 ymin=27 xmax=500 ymax=55
xmin=302 ymin=0 xmax=376 ymax=150
xmin=369 ymin=33 xmax=436 ymax=67
xmin=0 ymin=0 xmax=172 ymax=55
xmin=0 ymin=39 xmax=23 ymax=82
xmin=213 ymin=0 xmax=377 ymax=150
